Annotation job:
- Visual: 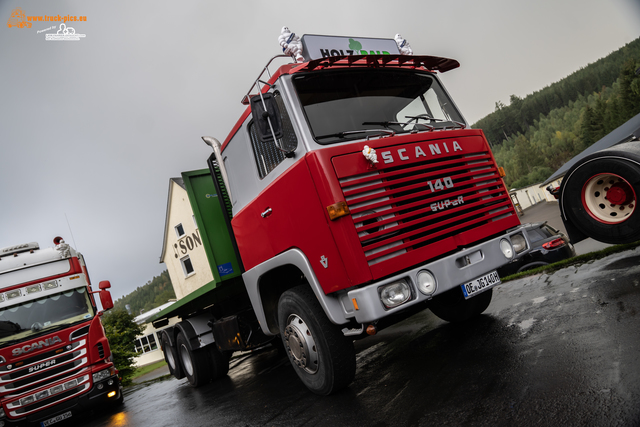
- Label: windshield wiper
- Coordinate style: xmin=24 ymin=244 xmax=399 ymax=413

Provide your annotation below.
xmin=362 ymin=121 xmax=405 ymax=129
xmin=316 ymin=129 xmax=395 ymax=140
xmin=405 ymin=114 xmax=466 ymax=129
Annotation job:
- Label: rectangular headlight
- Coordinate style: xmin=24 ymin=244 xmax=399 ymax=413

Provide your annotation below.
xmin=92 ymin=369 xmax=111 ymax=383
xmin=379 ymin=280 xmax=411 ymax=309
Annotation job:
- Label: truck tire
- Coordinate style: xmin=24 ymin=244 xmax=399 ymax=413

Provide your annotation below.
xmin=177 ymin=332 xmax=211 ymax=387
xmin=277 ymin=285 xmax=356 ymax=395
xmin=561 ymin=152 xmax=640 ymax=244
xmin=429 ymin=288 xmax=493 ymax=323
xmin=161 ymin=333 xmax=184 ymax=380
xmin=208 ymin=345 xmax=230 ymax=380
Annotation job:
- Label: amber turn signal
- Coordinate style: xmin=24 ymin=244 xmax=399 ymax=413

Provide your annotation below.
xmin=498 ymin=167 xmax=506 ymax=177
xmin=327 ymin=201 xmax=350 ymax=220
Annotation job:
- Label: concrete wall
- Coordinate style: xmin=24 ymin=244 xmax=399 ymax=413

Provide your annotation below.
xmin=509 ymin=177 xmax=564 ymax=210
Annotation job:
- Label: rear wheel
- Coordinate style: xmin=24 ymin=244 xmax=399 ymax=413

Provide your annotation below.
xmin=278 ymin=286 xmax=355 ymax=395
xmin=161 ymin=333 xmax=184 ymax=380
xmin=177 ymin=333 xmax=211 ymax=387
xmin=429 ymin=288 xmax=493 ymax=323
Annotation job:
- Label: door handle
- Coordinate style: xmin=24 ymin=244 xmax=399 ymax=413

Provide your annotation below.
xmin=261 ymin=208 xmax=272 ymax=218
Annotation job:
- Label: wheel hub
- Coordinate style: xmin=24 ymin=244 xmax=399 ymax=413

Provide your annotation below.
xmin=283 ymin=314 xmax=319 ymax=374
xmin=582 ymin=173 xmax=636 ymax=224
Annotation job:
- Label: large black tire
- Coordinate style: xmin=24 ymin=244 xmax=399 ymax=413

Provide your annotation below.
xmin=278 ymin=286 xmax=356 ymax=395
xmin=161 ymin=332 xmax=184 ymax=380
xmin=429 ymin=287 xmax=493 ymax=323
xmin=177 ymin=332 xmax=211 ymax=387
xmin=560 ymin=143 xmax=640 ymax=244
xmin=207 ymin=345 xmax=230 ymax=380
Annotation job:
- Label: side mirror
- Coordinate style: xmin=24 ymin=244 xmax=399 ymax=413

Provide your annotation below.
xmin=99 ymin=289 xmax=114 ymax=311
xmin=98 ymin=280 xmax=111 ymax=290
xmin=250 ymin=93 xmax=283 ymax=143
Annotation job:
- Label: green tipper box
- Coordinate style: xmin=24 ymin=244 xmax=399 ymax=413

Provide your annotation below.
xmin=181 ymin=169 xmax=242 ymax=283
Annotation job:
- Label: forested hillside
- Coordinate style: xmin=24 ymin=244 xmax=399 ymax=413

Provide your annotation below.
xmin=112 ymin=270 xmax=175 ymax=316
xmin=473 ymin=37 xmax=640 ymax=189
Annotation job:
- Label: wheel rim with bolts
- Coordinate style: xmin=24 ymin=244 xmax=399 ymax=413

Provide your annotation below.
xmin=581 ymin=173 xmax=636 ymax=224
xmin=284 ymin=314 xmax=319 ymax=374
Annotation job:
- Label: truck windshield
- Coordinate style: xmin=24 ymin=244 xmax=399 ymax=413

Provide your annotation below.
xmin=0 ymin=287 xmax=94 ymax=345
xmin=292 ymin=69 xmax=465 ymax=144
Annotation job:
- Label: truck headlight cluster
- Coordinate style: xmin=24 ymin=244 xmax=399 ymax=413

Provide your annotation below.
xmin=511 ymin=234 xmax=527 ymax=253
xmin=379 ymin=280 xmax=411 ymax=309
xmin=92 ymin=367 xmax=116 ymax=383
xmin=416 ymin=270 xmax=437 ymax=295
xmin=500 ymin=239 xmax=514 ymax=259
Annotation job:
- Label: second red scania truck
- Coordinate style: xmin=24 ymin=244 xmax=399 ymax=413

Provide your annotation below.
xmin=153 ymin=33 xmax=538 ymax=395
xmin=0 ymin=238 xmax=121 ymax=426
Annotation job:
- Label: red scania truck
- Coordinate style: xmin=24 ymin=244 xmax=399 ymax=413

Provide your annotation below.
xmin=0 ymin=238 xmax=121 ymax=426
xmin=153 ymin=34 xmax=539 ymax=395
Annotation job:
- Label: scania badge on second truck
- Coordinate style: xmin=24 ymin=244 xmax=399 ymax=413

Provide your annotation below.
xmin=153 ymin=32 xmax=538 ymax=395
xmin=0 ymin=238 xmax=121 ymax=426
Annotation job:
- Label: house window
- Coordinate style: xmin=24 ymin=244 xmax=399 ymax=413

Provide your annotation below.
xmin=175 ymin=223 xmax=185 ymax=238
xmin=180 ymin=255 xmax=194 ymax=277
xmin=134 ymin=333 xmax=159 ymax=354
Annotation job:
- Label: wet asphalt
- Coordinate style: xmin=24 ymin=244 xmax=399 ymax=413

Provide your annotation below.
xmin=76 ymin=245 xmax=640 ymax=427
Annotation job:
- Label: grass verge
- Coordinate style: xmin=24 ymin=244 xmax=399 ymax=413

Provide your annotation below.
xmin=501 ymin=240 xmax=640 ymax=283
xmin=130 ymin=360 xmax=167 ymax=381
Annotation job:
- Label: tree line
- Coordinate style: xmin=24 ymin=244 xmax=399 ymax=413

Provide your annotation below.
xmin=112 ymin=270 xmax=176 ymax=316
xmin=473 ymin=37 xmax=640 ymax=189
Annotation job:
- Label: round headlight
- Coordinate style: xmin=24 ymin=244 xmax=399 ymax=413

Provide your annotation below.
xmin=500 ymin=239 xmax=514 ymax=259
xmin=380 ymin=281 xmax=411 ymax=309
xmin=416 ymin=270 xmax=437 ymax=295
xmin=511 ymin=234 xmax=527 ymax=253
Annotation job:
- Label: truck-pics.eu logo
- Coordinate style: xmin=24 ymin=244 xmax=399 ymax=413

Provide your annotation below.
xmin=6 ymin=8 xmax=31 ymax=28
xmin=46 ymin=23 xmax=86 ymax=41
xmin=7 ymin=8 xmax=87 ymax=41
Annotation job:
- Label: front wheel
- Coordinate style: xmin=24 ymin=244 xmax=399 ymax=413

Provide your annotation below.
xmin=429 ymin=288 xmax=493 ymax=323
xmin=278 ymin=286 xmax=355 ymax=395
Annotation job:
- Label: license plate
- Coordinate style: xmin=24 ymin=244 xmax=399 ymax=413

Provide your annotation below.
xmin=461 ymin=271 xmax=501 ymax=299
xmin=41 ymin=411 xmax=72 ymax=426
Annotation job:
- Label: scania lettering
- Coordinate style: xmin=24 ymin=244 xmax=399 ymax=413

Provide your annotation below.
xmin=152 ymin=31 xmax=540 ymax=396
xmin=0 ymin=237 xmax=122 ymax=426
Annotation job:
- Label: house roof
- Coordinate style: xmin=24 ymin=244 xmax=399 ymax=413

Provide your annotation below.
xmin=542 ymin=112 xmax=640 ymax=186
xmin=158 ymin=178 xmax=186 ymax=263
xmin=133 ymin=300 xmax=176 ymax=324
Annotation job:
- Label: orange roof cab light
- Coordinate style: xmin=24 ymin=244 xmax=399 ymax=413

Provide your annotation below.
xmin=327 ymin=201 xmax=350 ymax=220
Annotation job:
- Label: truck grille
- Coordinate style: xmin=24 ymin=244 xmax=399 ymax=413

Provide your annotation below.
xmin=1 ymin=337 xmax=91 ymax=418
xmin=337 ymin=137 xmax=517 ymax=277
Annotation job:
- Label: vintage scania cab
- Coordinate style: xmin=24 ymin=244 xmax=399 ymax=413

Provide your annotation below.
xmin=154 ymin=33 xmax=537 ymax=395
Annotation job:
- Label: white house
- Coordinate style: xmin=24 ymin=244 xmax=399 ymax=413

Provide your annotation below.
xmin=159 ymin=177 xmax=215 ymax=299
xmin=132 ymin=301 xmax=179 ymax=367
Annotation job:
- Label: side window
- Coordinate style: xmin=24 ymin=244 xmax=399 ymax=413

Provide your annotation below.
xmin=249 ymin=91 xmax=298 ymax=179
xmin=180 ymin=255 xmax=195 ymax=277
xmin=175 ymin=223 xmax=185 ymax=238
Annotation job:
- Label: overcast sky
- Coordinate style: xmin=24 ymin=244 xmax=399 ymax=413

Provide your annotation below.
xmin=1 ymin=0 xmax=639 ymax=303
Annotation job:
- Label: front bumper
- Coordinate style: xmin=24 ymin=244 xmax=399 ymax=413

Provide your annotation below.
xmin=343 ymin=224 xmax=536 ymax=324
xmin=2 ymin=375 xmax=122 ymax=427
